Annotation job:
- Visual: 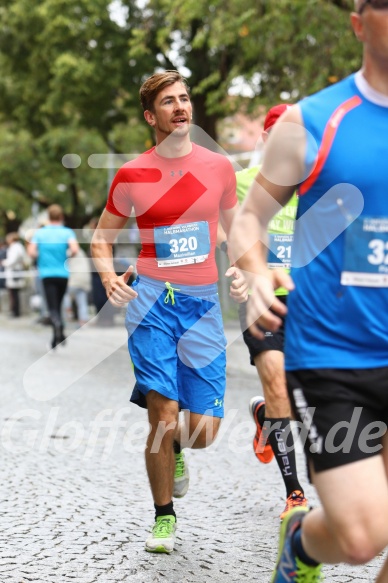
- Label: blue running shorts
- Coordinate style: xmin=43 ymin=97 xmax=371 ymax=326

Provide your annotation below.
xmin=125 ymin=275 xmax=227 ymax=417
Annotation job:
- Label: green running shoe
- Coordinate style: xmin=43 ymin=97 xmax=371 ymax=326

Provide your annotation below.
xmin=173 ymin=451 xmax=190 ymax=498
xmin=270 ymin=507 xmax=323 ymax=582
xmin=145 ymin=515 xmax=176 ymax=554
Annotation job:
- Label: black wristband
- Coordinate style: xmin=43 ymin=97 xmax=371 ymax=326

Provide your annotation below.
xmin=220 ymin=240 xmax=228 ymax=254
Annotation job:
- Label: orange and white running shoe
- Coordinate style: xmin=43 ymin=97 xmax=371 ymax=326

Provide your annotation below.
xmin=280 ymin=490 xmax=308 ymax=521
xmin=249 ymin=396 xmax=274 ymax=464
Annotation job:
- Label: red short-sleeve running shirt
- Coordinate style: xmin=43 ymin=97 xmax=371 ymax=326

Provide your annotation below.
xmin=106 ymin=143 xmax=237 ymax=285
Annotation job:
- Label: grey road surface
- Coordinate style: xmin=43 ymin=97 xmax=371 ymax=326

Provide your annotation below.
xmin=0 ymin=313 xmax=384 ymax=582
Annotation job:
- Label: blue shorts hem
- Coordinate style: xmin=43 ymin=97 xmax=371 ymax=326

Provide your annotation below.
xmin=181 ymin=405 xmax=224 ymax=418
xmin=130 ymin=384 xmax=224 ymax=418
xmin=130 ymin=383 xmax=179 ymax=409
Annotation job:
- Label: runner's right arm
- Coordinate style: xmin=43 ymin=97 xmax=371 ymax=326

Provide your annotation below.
xmin=91 ymin=209 xmax=138 ymax=306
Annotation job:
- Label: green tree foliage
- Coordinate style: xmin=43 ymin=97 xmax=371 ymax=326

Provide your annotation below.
xmin=0 ymin=0 xmax=154 ymax=230
xmin=127 ymin=0 xmax=359 ymax=126
xmin=0 ymin=0 xmax=359 ymax=231
xmin=0 ymin=0 xmax=150 ymax=137
xmin=0 ymin=124 xmax=108 ymax=232
xmin=0 ymin=0 xmax=359 ymax=139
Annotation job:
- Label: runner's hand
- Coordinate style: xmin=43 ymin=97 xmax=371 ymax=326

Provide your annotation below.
xmin=105 ymin=266 xmax=138 ymax=307
xmin=247 ymin=269 xmax=293 ymax=339
xmin=225 ymin=266 xmax=249 ymax=304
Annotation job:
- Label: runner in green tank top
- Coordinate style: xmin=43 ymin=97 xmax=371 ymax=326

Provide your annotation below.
xmin=236 ymin=167 xmax=298 ymax=296
xmin=235 ymin=105 xmax=307 ymax=520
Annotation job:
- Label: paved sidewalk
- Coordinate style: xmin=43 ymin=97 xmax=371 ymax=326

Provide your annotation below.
xmin=0 ymin=312 xmax=383 ymax=582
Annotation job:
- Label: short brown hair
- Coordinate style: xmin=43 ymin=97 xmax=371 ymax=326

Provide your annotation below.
xmin=5 ymin=232 xmax=20 ymax=245
xmin=48 ymin=204 xmax=64 ymax=222
xmin=139 ymin=70 xmax=190 ymax=112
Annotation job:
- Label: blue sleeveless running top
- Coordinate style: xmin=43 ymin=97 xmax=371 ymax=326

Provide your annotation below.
xmin=285 ymin=74 xmax=388 ymax=370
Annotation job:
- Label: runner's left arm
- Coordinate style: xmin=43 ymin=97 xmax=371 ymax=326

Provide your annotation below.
xmin=219 ymin=203 xmax=249 ymax=303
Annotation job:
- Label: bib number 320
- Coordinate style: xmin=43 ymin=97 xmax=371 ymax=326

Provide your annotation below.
xmin=169 ymin=237 xmax=198 ymax=254
xmin=154 ymin=221 xmax=210 ymax=267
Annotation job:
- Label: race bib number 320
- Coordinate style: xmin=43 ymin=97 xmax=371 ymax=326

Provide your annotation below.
xmin=154 ymin=221 xmax=210 ymax=267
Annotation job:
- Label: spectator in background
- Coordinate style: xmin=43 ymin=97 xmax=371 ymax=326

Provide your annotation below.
xmin=28 ymin=204 xmax=79 ymax=349
xmin=0 ymin=238 xmax=6 ymax=292
xmin=2 ymin=232 xmax=28 ymax=318
xmin=64 ymin=247 xmax=92 ymax=326
xmin=29 ymin=223 xmax=51 ymax=325
xmin=88 ymin=216 xmax=117 ymax=327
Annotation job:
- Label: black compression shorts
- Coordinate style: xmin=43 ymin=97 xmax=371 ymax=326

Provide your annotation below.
xmin=287 ymin=367 xmax=388 ymax=474
xmin=238 ymin=296 xmax=287 ymax=365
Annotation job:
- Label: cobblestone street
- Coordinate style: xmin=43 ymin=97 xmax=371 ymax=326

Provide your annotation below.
xmin=0 ymin=313 xmax=384 ymax=582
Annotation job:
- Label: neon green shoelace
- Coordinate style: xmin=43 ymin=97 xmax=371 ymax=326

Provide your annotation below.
xmin=295 ymin=557 xmax=323 ymax=582
xmin=153 ymin=517 xmax=175 ymax=538
xmin=174 ymin=452 xmax=185 ymax=478
xmin=164 ymin=282 xmax=180 ymax=305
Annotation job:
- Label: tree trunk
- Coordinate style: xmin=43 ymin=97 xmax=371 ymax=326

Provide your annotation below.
xmin=192 ymin=93 xmax=218 ymax=144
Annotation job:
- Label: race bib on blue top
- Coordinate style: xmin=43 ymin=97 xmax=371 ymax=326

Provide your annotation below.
xmin=154 ymin=221 xmax=210 ymax=267
xmin=341 ymin=216 xmax=388 ymax=287
xmin=267 ymin=233 xmax=293 ymax=269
